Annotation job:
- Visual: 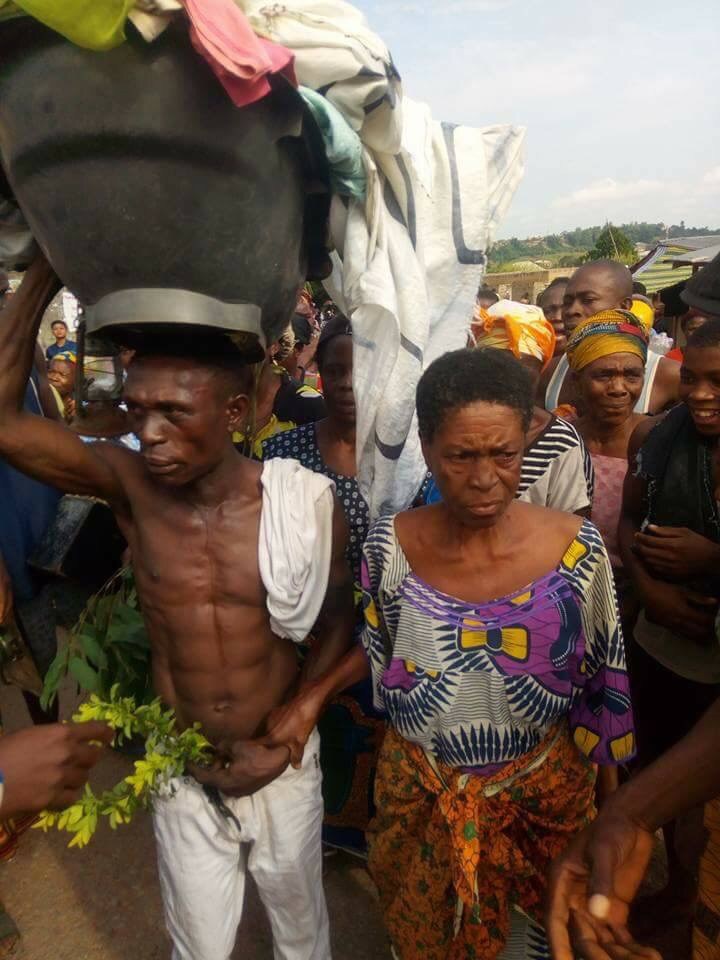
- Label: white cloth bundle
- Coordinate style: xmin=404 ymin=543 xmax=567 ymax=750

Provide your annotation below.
xmin=259 ymin=457 xmax=335 ymax=643
xmin=241 ymin=2 xmax=526 ymax=517
xmin=324 ymin=102 xmax=525 ymax=517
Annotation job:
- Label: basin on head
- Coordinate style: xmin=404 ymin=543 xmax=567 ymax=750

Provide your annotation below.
xmin=0 ymin=17 xmax=330 ymax=356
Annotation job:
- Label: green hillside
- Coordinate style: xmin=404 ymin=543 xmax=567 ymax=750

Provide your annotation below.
xmin=488 ymin=222 xmax=720 ymax=272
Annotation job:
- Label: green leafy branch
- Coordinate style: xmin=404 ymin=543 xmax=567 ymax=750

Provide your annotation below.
xmin=41 ymin=567 xmax=152 ymax=711
xmin=35 ymin=687 xmax=212 ymax=848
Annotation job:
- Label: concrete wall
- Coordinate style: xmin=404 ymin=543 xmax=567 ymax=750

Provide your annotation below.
xmin=484 ymin=267 xmax=571 ymax=304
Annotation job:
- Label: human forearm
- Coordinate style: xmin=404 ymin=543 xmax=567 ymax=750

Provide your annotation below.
xmin=0 ymin=256 xmax=60 ymax=419
xmin=261 ymin=644 xmax=370 ymax=766
xmin=596 ymin=764 xmax=619 ymax=803
xmin=609 ymin=697 xmax=720 ymax=832
xmin=300 ymin=567 xmax=354 ymax=686
xmin=302 ymin=644 xmax=370 ymax=710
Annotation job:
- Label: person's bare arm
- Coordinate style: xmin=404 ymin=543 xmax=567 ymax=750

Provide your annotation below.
xmin=547 ymin=697 xmax=720 ymax=960
xmin=648 ymin=355 xmax=680 ymax=414
xmin=261 ymin=645 xmax=370 ymax=768
xmin=0 ymin=255 xmax=127 ymax=501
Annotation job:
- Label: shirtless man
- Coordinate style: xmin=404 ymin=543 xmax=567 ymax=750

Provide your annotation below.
xmin=538 ymin=260 xmax=680 ymax=415
xmin=0 ymin=256 xmax=354 ymax=960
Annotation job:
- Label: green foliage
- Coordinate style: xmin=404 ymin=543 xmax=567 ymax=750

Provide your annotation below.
xmin=487 ymin=222 xmax=720 ymax=272
xmin=557 ymin=253 xmax=585 ymax=268
xmin=585 ymin=225 xmax=637 ymax=264
xmin=41 ymin=567 xmax=152 ymax=712
xmin=34 ymin=687 xmax=212 ymax=848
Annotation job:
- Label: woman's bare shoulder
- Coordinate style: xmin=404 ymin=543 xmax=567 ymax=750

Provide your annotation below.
xmin=511 ymin=500 xmax=584 ymax=544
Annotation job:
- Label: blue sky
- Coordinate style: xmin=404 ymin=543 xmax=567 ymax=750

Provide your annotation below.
xmin=354 ymin=0 xmax=720 ymax=239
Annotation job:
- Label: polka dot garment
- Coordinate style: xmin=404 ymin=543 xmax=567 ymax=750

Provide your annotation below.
xmin=262 ymin=422 xmax=370 ymax=586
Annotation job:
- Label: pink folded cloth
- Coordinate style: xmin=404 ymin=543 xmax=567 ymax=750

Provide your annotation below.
xmin=185 ymin=0 xmax=296 ymax=108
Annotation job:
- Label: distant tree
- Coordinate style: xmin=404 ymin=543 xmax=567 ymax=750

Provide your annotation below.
xmin=558 ymin=253 xmax=586 ymax=268
xmin=585 ymin=225 xmax=637 ymax=264
xmin=488 ymin=222 xmax=720 ymax=273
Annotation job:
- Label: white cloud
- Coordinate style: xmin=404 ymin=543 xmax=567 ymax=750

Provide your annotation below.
xmin=357 ymin=0 xmax=720 ymax=236
xmin=554 ymin=178 xmax=667 ymax=208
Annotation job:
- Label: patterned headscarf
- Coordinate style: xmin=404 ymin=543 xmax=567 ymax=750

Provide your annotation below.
xmin=566 ymin=310 xmax=648 ymax=372
xmin=473 ymin=299 xmax=556 ymax=369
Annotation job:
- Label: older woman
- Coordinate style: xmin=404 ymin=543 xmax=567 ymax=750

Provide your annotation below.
xmin=263 ymin=348 xmax=635 ymax=956
xmin=47 ymin=353 xmax=76 ymax=422
xmin=361 ymin=348 xmax=634 ymax=959
xmin=426 ymin=301 xmax=593 ymax=515
xmin=566 ymin=311 xmax=648 ymax=584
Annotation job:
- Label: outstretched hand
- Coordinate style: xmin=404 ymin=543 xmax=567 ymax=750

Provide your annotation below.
xmin=188 ymin=739 xmax=290 ymax=798
xmin=0 ymin=722 xmax=113 ymax=818
xmin=565 ymin=910 xmax=661 ymax=960
xmin=546 ymin=807 xmax=656 ymax=960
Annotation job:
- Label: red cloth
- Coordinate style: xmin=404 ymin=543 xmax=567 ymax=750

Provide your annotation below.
xmin=185 ymin=0 xmax=296 ymax=108
xmin=666 ymin=347 xmax=684 ymax=363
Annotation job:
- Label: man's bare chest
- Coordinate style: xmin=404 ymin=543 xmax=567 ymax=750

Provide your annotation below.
xmin=120 ymin=495 xmax=265 ymax=607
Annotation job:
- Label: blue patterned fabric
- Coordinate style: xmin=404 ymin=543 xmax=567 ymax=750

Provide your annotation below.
xmin=263 ymin=422 xmax=369 ymax=587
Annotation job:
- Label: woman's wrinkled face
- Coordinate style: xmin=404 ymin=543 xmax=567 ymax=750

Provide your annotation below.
xmin=574 ymin=353 xmax=644 ymax=426
xmin=48 ymin=358 xmax=76 ymax=398
xmin=422 ymin=401 xmax=525 ymax=528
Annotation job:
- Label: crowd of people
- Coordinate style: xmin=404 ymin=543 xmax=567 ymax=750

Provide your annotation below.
xmin=0 ymin=248 xmax=719 ymax=960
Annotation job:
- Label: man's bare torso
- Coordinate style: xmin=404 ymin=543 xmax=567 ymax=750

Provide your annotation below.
xmin=107 ymin=449 xmax=298 ymax=745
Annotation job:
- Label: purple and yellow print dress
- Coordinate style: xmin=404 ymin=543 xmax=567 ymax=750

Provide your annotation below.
xmin=361 ymin=516 xmax=634 ymax=772
xmin=361 ymin=516 xmax=634 ymax=958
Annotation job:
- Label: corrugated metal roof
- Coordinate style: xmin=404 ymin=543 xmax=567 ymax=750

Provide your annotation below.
xmin=667 ymin=235 xmax=720 ymax=251
xmin=671 ymin=242 xmax=720 ymax=266
xmin=632 ymin=243 xmax=693 ymax=293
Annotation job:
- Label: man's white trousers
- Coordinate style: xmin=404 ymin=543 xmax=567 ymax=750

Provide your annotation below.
xmin=152 ymin=730 xmax=330 ymax=960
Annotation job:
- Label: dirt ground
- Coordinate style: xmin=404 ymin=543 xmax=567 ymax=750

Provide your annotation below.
xmin=0 ymin=684 xmax=691 ymax=959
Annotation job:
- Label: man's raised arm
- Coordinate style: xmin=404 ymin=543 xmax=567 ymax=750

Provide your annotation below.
xmin=0 ymin=255 xmax=127 ymax=502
